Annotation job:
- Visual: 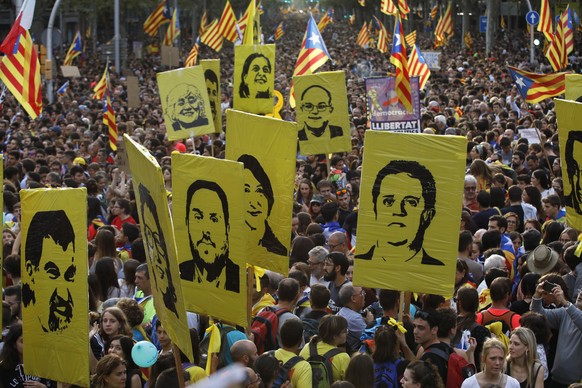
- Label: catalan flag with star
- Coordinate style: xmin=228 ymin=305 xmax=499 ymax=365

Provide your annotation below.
xmin=508 ymin=66 xmax=565 ymax=104
xmin=290 ymin=14 xmax=331 ymax=107
xmin=143 ymin=0 xmax=171 ymax=37
xmin=63 ymin=31 xmax=82 ymax=66
xmin=390 ymin=14 xmax=412 ymax=112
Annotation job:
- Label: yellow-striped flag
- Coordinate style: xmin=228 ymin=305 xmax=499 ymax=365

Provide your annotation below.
xmin=356 ymin=22 xmax=370 ymax=48
xmin=538 ymin=0 xmax=553 ymax=42
xmin=201 ymin=19 xmax=224 ymax=52
xmin=163 ymin=8 xmax=180 ymax=47
xmin=381 ymin=0 xmax=397 ymax=15
xmin=218 ymin=0 xmax=238 ymax=43
xmin=405 ymin=30 xmax=416 ymax=47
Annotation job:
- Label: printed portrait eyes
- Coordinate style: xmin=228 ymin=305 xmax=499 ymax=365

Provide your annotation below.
xmin=382 ymin=196 xmax=395 ymax=207
xmin=404 ymin=197 xmax=420 ymax=207
xmin=64 ymin=265 xmax=76 ymax=282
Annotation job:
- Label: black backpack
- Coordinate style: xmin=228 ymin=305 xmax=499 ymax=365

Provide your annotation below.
xmin=198 ymin=323 xmax=236 ymax=369
xmin=268 ymin=351 xmax=304 ymax=388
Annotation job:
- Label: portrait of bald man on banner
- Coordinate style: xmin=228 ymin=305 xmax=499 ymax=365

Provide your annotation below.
xmin=294 ymin=71 xmax=351 ymax=156
xmin=172 ymin=153 xmax=247 ymax=327
xmin=354 ymin=131 xmax=465 ymax=296
xmin=20 ymin=188 xmax=89 ymax=386
xmin=234 ymin=44 xmax=276 ymax=115
xmin=201 ymin=59 xmax=222 ymax=133
xmin=157 ymin=65 xmax=216 ymax=141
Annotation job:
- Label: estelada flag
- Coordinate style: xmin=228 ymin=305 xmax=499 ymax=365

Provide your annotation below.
xmin=157 ymin=65 xmax=216 ymax=141
xmin=294 ymin=71 xmax=352 ymax=156
xmin=124 ymin=135 xmax=193 ymax=362
xmin=172 ymin=153 xmax=247 ymax=327
xmin=21 ymin=188 xmax=89 ymax=386
xmin=225 ymin=110 xmax=296 ymax=275
xmin=354 ymin=131 xmax=465 ymax=296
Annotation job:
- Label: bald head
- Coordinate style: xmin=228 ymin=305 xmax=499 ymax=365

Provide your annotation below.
xmin=230 ymin=340 xmax=258 ymax=367
xmin=328 ymin=231 xmax=348 ymax=254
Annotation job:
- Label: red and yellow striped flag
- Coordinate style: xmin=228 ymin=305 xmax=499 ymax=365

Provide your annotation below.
xmin=63 ymin=31 xmax=82 ymax=66
xmin=317 ymin=9 xmax=333 ymax=32
xmin=397 ymin=0 xmax=411 ymax=20
xmin=185 ymin=37 xmax=200 ymax=67
xmin=405 ymin=30 xmax=416 ymax=47
xmin=390 ymin=15 xmax=412 ymax=111
xmin=92 ymin=66 xmax=107 ymax=100
xmin=356 ymin=22 xmax=370 ymax=48
xmin=143 ymin=0 xmax=171 ymax=37
xmin=408 ymin=43 xmax=431 ymax=90
xmin=199 ymin=10 xmax=208 ymax=36
xmin=218 ymin=0 xmax=238 ymax=43
xmin=545 ymin=7 xmax=571 ymax=71
xmin=430 ymin=4 xmax=438 ymax=20
xmin=201 ymin=19 xmax=224 ymax=52
xmin=103 ymin=82 xmax=117 ymax=151
xmin=373 ymin=15 xmax=390 ymax=53
xmin=163 ymin=8 xmax=180 ymax=46
xmin=275 ymin=22 xmax=284 ymax=40
xmin=464 ymin=31 xmax=473 ymax=49
xmin=537 ymin=0 xmax=553 ymax=42
xmin=381 ymin=0 xmax=397 ymax=16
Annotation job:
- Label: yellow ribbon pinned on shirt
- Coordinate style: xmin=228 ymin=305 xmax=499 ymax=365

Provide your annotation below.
xmin=205 ymin=320 xmax=221 ymax=376
xmin=247 ymin=264 xmax=266 ymax=292
xmin=386 ymin=317 xmax=407 ymax=334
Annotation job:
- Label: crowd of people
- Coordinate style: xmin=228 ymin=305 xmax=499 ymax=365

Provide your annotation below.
xmin=0 ymin=6 xmax=582 ymax=388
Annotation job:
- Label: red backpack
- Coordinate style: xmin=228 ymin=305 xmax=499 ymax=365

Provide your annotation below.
xmin=251 ymin=306 xmax=290 ymax=354
xmin=426 ymin=345 xmax=476 ymax=388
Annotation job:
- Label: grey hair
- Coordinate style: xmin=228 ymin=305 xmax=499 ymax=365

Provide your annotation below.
xmin=308 ymin=246 xmax=329 ymax=263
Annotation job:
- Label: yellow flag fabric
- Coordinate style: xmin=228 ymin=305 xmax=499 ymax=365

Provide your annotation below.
xmin=565 ymin=74 xmax=582 ymax=101
xmin=233 ymin=44 xmax=276 ymax=115
xmin=225 ymin=109 xmax=296 ymax=275
xmin=201 ymin=59 xmax=222 ymax=133
xmin=204 ymin=322 xmax=221 ymax=375
xmin=294 ymin=71 xmax=352 ymax=155
xmin=20 ymin=188 xmax=89 ymax=387
xmin=172 ymin=153 xmax=248 ymax=327
xmin=124 ymin=134 xmax=194 ymax=362
xmin=157 ymin=65 xmax=216 ymax=141
xmin=556 ymin=99 xmax=582 ymax=231
xmin=353 ymin=131 xmax=465 ymax=296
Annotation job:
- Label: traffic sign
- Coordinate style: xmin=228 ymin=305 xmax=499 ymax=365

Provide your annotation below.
xmin=480 ymin=16 xmax=487 ymax=33
xmin=526 ymin=11 xmax=540 ymax=26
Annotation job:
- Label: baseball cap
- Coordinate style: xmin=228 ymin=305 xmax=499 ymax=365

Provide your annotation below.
xmin=310 ymin=195 xmax=324 ymax=204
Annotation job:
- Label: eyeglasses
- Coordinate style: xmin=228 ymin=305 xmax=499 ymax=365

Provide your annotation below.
xmin=328 ymin=242 xmax=343 ymax=250
xmin=301 ymin=102 xmax=331 ymax=112
xmin=336 ymin=189 xmax=348 ymax=196
xmin=352 ymin=289 xmax=366 ymax=297
xmin=307 ymin=260 xmax=322 ymax=266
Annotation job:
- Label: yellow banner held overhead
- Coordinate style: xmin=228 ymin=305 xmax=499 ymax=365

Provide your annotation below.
xmin=172 ymin=153 xmax=248 ymax=327
xmin=124 ymin=134 xmax=193 ymax=362
xmin=353 ymin=131 xmax=466 ymax=296
xmin=556 ymin=99 xmax=582 ymax=231
xmin=201 ymin=59 xmax=222 ymax=133
xmin=294 ymin=71 xmax=352 ymax=156
xmin=233 ymin=44 xmax=276 ymax=115
xmin=21 ymin=188 xmax=89 ymax=387
xmin=225 ymin=109 xmax=296 ymax=275
xmin=157 ymin=65 xmax=217 ymax=141
xmin=565 ymin=73 xmax=582 ymax=101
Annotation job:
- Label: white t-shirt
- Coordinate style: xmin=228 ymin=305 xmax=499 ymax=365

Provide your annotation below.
xmin=461 ymin=374 xmax=520 ymax=388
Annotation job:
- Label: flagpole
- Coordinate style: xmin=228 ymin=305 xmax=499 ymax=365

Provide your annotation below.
xmin=114 ymin=0 xmax=120 ymax=74
xmin=47 ymin=0 xmax=63 ymax=104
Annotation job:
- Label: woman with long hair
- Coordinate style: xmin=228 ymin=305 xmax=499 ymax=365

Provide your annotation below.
xmin=296 ymin=178 xmax=314 ymax=213
xmin=92 ymin=354 xmax=127 ymax=388
xmin=531 ymin=170 xmax=554 ymax=199
xmin=541 ymin=220 xmax=564 ymax=245
xmin=345 ymin=353 xmax=374 ymax=388
xmin=461 ymin=338 xmax=520 ymax=388
xmin=401 ymin=360 xmax=444 ymax=388
xmin=506 ymin=327 xmax=544 ymax=388
xmin=300 ymin=315 xmax=351 ymax=382
xmin=454 ymin=287 xmax=490 ymax=370
xmin=95 ymin=257 xmax=122 ymax=301
xmin=118 ymin=259 xmax=139 ymax=298
xmin=0 ymin=323 xmax=53 ymax=387
xmin=469 ymin=159 xmax=493 ymax=191
xmin=522 ymin=186 xmax=543 ymax=223
xmin=92 ymin=228 xmax=121 ymax=274
xmin=91 ymin=307 xmax=132 ymax=361
xmin=105 ymin=335 xmax=143 ymax=388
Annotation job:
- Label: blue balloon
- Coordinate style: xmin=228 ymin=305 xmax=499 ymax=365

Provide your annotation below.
xmin=131 ymin=341 xmax=159 ymax=368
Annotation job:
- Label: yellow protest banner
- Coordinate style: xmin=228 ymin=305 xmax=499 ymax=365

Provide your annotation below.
xmin=172 ymin=153 xmax=248 ymax=327
xmin=157 ymin=65 xmax=216 ymax=141
xmin=21 ymin=188 xmax=89 ymax=386
xmin=294 ymin=71 xmax=352 ymax=155
xmin=556 ymin=99 xmax=582 ymax=231
xmin=201 ymin=59 xmax=222 ymax=133
xmin=353 ymin=131 xmax=465 ymax=296
xmin=124 ymin=134 xmax=193 ymax=362
xmin=233 ymin=44 xmax=275 ymax=114
xmin=225 ymin=109 xmax=296 ymax=275
xmin=565 ymin=74 xmax=582 ymax=101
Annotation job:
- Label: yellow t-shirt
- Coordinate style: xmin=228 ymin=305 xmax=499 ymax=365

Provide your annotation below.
xmin=299 ymin=341 xmax=350 ymax=382
xmin=252 ymin=293 xmax=275 ymax=317
xmin=274 ymin=348 xmax=312 ymax=388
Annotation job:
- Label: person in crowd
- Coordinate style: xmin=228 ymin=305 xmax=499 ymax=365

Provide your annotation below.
xmin=92 ymin=354 xmax=127 ymax=388
xmin=345 ymin=353 xmax=374 ymax=388
xmin=105 ymin=335 xmax=143 ymax=388
xmin=461 ymin=338 xmax=520 ymax=388
xmin=506 ymin=327 xmax=544 ymax=388
xmin=401 ymin=359 xmax=444 ymax=388
xmin=90 ymin=307 xmax=132 ymax=362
